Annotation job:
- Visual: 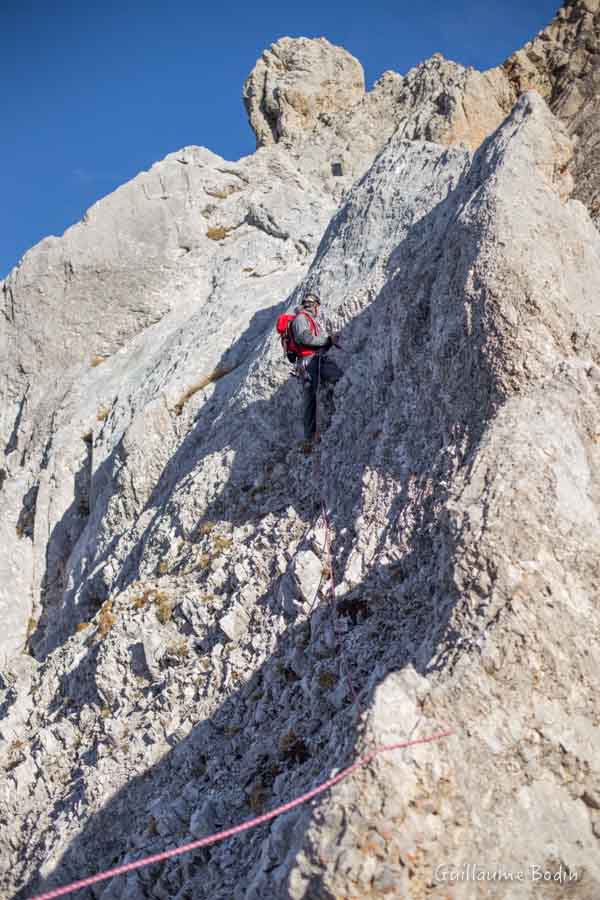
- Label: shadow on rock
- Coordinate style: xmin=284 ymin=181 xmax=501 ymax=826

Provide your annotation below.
xmin=17 ymin=540 xmax=461 ymax=900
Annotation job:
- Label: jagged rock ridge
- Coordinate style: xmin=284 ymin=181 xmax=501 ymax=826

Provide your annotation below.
xmin=503 ymin=0 xmax=600 ymax=221
xmin=242 ymin=0 xmax=600 ymax=223
xmin=1 ymin=4 xmax=600 ymax=899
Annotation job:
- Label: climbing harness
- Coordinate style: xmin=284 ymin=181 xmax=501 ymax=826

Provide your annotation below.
xmin=289 ymin=356 xmax=311 ymax=381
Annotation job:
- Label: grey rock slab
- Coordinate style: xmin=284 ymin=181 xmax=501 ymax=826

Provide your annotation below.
xmin=0 ymin=136 xmax=337 ymax=661
xmin=141 ymin=631 xmax=166 ymax=681
xmin=219 ymin=604 xmax=250 ymax=642
xmin=278 ymin=548 xmax=323 ymax=617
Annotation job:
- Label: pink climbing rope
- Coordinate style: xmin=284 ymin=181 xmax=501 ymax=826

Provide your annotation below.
xmin=29 ymin=729 xmax=452 ymax=900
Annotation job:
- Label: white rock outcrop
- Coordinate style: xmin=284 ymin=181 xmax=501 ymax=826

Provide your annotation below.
xmin=0 ymin=141 xmax=337 ymax=662
xmin=243 ymin=36 xmax=366 ymax=146
xmin=241 ymin=38 xmax=513 ymax=200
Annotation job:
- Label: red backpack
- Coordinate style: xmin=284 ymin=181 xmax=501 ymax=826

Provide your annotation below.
xmin=276 ymin=311 xmax=318 ymax=363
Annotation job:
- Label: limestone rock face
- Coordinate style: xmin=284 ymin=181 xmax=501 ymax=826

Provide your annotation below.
xmin=392 ymin=54 xmax=514 ymax=149
xmin=241 ymin=3 xmax=600 ymax=221
xmin=3 ymin=90 xmax=600 ymax=900
xmin=243 ymin=36 xmax=365 ymax=146
xmin=0 ymin=143 xmax=337 ymax=662
xmin=243 ymin=37 xmax=400 ymax=200
xmin=502 ymin=0 xmax=600 ymax=222
xmin=242 ymin=40 xmax=512 ymax=199
xmin=0 ymin=144 xmax=333 ymax=448
xmin=2 ymin=5 xmax=600 ymax=899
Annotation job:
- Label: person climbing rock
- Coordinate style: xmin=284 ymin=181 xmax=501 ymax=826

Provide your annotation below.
xmin=290 ymin=293 xmax=342 ymax=453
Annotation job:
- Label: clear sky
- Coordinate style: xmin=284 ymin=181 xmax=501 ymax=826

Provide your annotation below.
xmin=1 ymin=0 xmax=560 ymax=278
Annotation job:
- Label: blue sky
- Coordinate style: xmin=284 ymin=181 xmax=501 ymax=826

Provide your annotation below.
xmin=1 ymin=0 xmax=559 ymax=278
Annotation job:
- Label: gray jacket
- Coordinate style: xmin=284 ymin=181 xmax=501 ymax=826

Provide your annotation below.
xmin=291 ymin=309 xmax=330 ymax=351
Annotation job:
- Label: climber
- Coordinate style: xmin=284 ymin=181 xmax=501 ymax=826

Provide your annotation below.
xmin=287 ymin=293 xmax=342 ymax=452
